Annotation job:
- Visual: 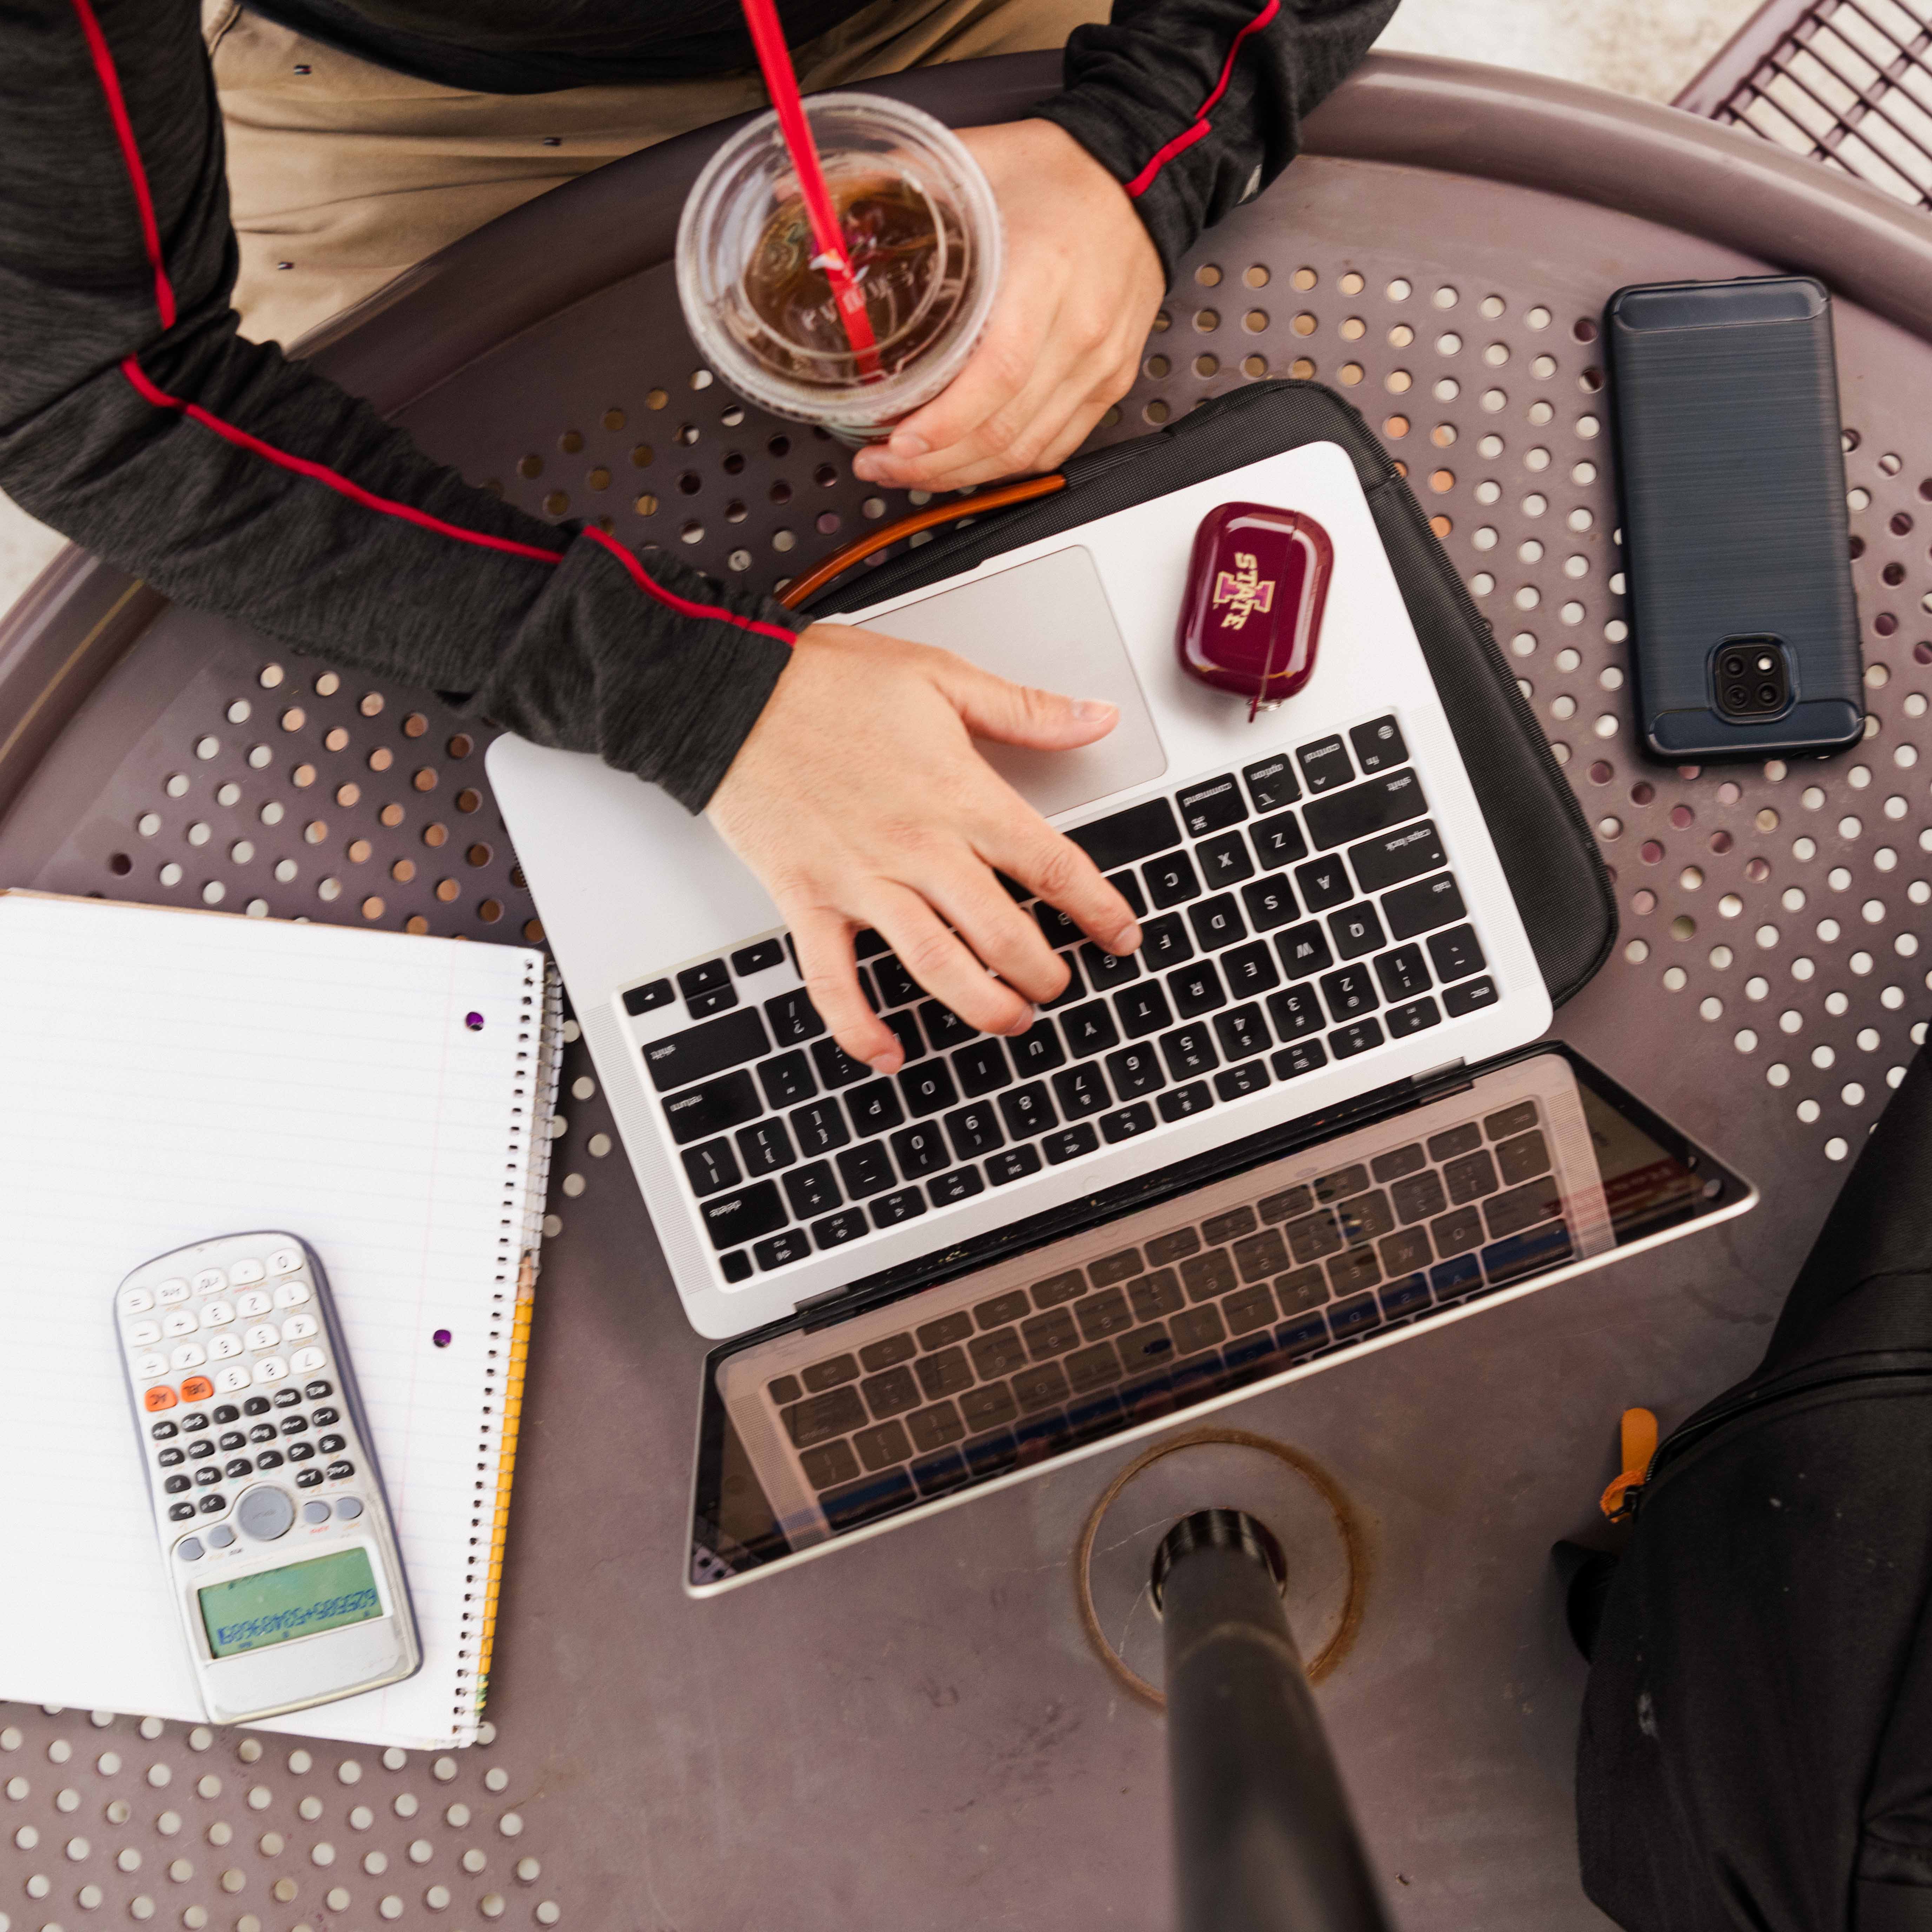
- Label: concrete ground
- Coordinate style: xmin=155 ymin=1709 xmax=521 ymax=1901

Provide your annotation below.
xmin=1376 ymin=0 xmax=1761 ymax=105
xmin=0 ymin=0 xmax=1764 ymax=617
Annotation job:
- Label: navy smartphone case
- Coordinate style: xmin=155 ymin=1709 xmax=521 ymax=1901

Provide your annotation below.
xmin=1605 ymin=275 xmax=1864 ymax=760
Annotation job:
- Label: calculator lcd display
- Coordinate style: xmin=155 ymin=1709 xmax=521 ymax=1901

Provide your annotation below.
xmin=198 ymin=1547 xmax=382 ymax=1658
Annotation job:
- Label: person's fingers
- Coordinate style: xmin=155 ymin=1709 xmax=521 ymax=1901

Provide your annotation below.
xmin=860 ymin=274 xmax=1139 ymax=490
xmin=1024 ymin=353 xmax=1143 ymax=476
xmin=965 ymin=376 xmax=1109 ymax=493
xmin=788 ymin=906 xmax=901 ymax=1072
xmin=902 ymin=374 xmax=1097 ymax=493
xmin=868 ymin=881 xmax=1037 ymax=1038
xmin=855 ymin=280 xmax=1100 ymax=490
xmin=925 ymin=653 xmax=1119 ymax=753
xmin=914 ymin=856 xmax=1072 ymax=1006
xmin=882 ymin=441 xmax=1056 ymax=496
xmin=885 ymin=348 xmax=1085 ymax=491
xmin=853 ymin=285 xmax=1059 ymax=487
xmin=985 ymin=810 xmax=1141 ymax=955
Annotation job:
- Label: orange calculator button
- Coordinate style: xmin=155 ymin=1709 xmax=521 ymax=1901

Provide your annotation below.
xmin=143 ymin=1385 xmax=178 ymax=1412
xmin=179 ymin=1376 xmax=214 ymax=1403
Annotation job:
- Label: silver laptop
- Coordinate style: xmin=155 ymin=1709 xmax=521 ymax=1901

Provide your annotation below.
xmin=487 ymin=441 xmax=1756 ymax=1591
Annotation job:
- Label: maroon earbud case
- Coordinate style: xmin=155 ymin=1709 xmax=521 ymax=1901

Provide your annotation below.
xmin=1175 ymin=502 xmax=1334 ymax=719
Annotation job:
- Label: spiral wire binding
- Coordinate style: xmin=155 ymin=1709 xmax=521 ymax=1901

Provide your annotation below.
xmin=455 ymin=960 xmax=564 ymax=1733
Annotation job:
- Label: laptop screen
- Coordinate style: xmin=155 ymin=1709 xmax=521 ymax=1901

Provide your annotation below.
xmin=688 ymin=1045 xmax=1751 ymax=1592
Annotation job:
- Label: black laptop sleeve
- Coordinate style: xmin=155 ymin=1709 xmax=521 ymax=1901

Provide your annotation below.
xmin=802 ymin=380 xmax=1616 ymax=1007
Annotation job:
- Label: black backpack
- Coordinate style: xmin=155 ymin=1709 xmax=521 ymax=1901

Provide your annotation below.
xmin=1577 ymin=1045 xmax=1932 ymax=1932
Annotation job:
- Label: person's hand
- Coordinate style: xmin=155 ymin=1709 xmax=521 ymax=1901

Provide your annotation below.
xmin=850 ymin=118 xmax=1164 ymax=494
xmin=706 ymin=622 xmax=1144 ymax=1073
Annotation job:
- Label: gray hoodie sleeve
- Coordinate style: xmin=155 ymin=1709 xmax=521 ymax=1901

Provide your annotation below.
xmin=0 ymin=0 xmax=798 ymax=812
xmin=1039 ymin=0 xmax=1397 ymax=280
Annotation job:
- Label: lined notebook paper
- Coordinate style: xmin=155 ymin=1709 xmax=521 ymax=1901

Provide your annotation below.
xmin=0 ymin=893 xmax=559 ymax=1748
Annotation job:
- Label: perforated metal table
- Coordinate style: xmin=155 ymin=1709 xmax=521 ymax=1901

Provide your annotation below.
xmin=6 ymin=50 xmax=1932 ymax=1932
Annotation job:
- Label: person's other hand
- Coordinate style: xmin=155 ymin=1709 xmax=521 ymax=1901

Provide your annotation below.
xmin=850 ymin=118 xmax=1163 ymax=495
xmin=706 ymin=622 xmax=1143 ymax=1072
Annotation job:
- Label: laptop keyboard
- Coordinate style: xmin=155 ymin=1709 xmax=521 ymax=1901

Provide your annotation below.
xmin=627 ymin=713 xmax=1499 ymax=1283
xmin=743 ymin=1093 xmax=1572 ymax=1535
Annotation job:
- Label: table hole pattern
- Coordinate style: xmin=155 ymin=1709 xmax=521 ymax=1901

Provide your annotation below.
xmin=0 ymin=1717 xmax=559 ymax=1929
xmin=14 ymin=119 xmax=1932 ymax=1924
xmin=401 ymin=245 xmax=1932 ymax=1191
xmin=105 ymin=672 xmax=540 ymax=947
xmin=1071 ymin=259 xmax=1924 ymax=1168
xmin=31 ymin=230 xmax=1928 ymax=1369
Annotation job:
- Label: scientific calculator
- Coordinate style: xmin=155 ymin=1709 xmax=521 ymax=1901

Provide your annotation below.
xmin=115 ymin=1232 xmax=420 ymax=1725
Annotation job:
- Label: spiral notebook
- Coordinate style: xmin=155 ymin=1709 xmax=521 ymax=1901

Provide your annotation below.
xmin=0 ymin=892 xmax=561 ymax=1748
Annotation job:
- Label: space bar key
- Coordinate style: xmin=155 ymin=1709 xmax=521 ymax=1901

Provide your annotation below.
xmin=1304 ymin=768 xmax=1428 ymax=851
xmin=1064 ymin=796 xmax=1183 ymax=871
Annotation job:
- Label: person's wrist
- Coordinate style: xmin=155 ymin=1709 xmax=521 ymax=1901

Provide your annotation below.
xmin=1020 ymin=117 xmax=1136 ymax=205
xmin=999 ymin=118 xmax=1153 ymax=257
xmin=1029 ymin=98 xmax=1180 ymax=282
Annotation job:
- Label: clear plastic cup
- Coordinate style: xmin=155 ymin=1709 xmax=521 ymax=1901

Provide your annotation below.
xmin=676 ymin=94 xmax=1003 ymax=441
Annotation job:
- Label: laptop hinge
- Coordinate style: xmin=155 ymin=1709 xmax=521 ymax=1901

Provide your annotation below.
xmin=1400 ymin=1056 xmax=1473 ymax=1114
xmin=788 ymin=1056 xmax=1479 ymax=1335
xmin=795 ymin=1282 xmax=862 ymax=1319
xmin=1306 ymin=1058 xmax=1468 ymax=1140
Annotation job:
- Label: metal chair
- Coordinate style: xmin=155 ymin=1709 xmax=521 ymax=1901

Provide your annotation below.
xmin=1677 ymin=0 xmax=1932 ymax=212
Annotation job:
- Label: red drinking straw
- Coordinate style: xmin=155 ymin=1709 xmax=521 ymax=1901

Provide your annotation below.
xmin=739 ymin=0 xmax=881 ymax=376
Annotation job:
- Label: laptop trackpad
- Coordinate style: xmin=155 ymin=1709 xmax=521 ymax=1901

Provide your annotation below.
xmin=865 ymin=545 xmax=1167 ymax=817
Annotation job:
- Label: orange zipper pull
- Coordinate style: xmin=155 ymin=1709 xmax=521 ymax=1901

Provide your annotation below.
xmin=1599 ymin=1406 xmax=1659 ymax=1522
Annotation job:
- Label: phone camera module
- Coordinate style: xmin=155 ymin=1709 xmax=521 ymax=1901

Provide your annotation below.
xmin=1714 ymin=636 xmax=1791 ymax=720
